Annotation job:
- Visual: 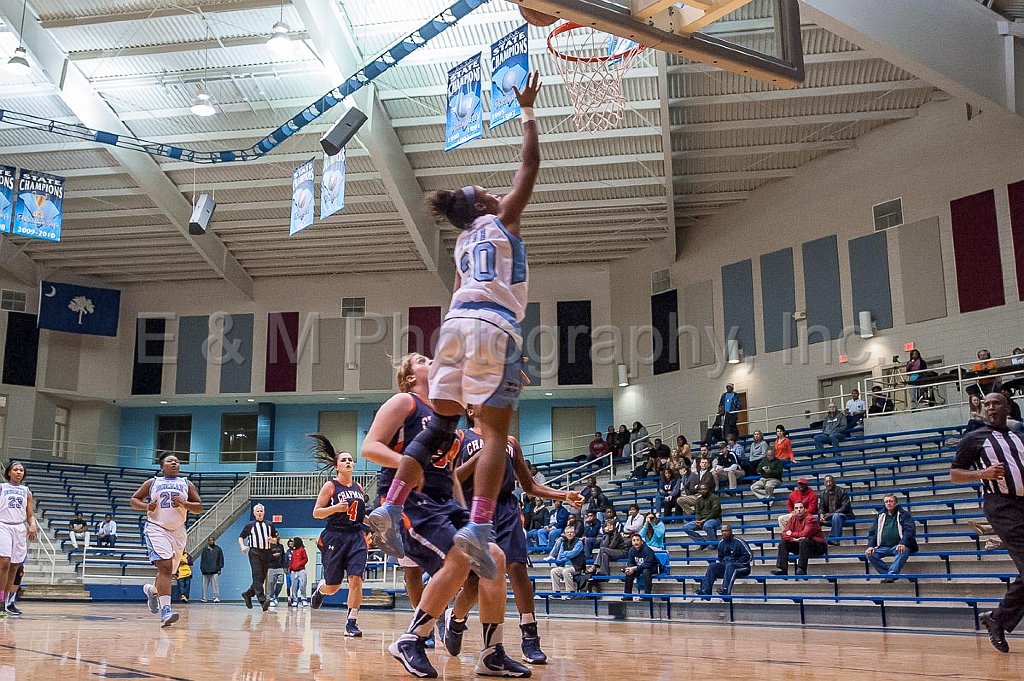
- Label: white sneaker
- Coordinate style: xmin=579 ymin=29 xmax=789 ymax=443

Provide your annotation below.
xmin=269 ymin=600 xmax=278 ymax=609
xmin=213 ymin=598 xmax=220 ymax=603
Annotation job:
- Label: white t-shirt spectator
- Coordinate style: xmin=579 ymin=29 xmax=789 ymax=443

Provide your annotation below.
xmin=98 ymin=520 xmax=117 ymax=537
xmin=845 ymin=398 xmax=866 ymax=416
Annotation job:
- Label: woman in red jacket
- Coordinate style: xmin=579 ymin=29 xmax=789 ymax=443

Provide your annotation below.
xmin=288 ymin=537 xmax=309 ymax=607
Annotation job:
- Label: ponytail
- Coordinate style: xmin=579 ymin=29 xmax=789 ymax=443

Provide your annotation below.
xmin=427 ymin=188 xmax=478 ymax=230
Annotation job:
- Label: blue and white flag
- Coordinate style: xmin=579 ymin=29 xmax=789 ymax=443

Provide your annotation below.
xmin=13 ymin=170 xmax=64 ymax=242
xmin=289 ymin=158 xmax=315 ymax=235
xmin=0 ymin=166 xmax=14 ymax=234
xmin=38 ymin=281 xmax=121 ymax=337
xmin=320 ymin=148 xmax=346 ymax=220
xmin=490 ymin=24 xmax=528 ymax=130
xmin=445 ymin=53 xmax=484 ymax=151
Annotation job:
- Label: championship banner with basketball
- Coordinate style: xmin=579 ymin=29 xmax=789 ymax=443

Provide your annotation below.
xmin=445 ymin=53 xmax=483 ymax=151
xmin=0 ymin=165 xmax=14 ymax=234
xmin=38 ymin=280 xmax=122 ymax=337
xmin=320 ymin=148 xmax=346 ymax=220
xmin=13 ymin=169 xmax=64 ymax=242
xmin=490 ymin=24 xmax=529 ymax=129
xmin=289 ymin=158 xmax=315 ymax=235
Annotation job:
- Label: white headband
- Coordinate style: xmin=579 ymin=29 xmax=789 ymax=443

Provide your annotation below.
xmin=462 ymin=185 xmax=477 ymax=203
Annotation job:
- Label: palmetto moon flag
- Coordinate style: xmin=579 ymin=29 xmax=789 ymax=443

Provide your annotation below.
xmin=38 ymin=281 xmax=121 ymax=337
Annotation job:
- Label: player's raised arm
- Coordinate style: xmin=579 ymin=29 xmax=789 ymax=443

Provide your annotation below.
xmin=497 ymin=70 xmax=542 ymax=236
xmin=509 ymin=439 xmax=582 ymax=507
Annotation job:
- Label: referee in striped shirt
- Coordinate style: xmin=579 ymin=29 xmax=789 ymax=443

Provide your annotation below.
xmin=951 ymin=392 xmax=1024 ymax=653
xmin=238 ymin=504 xmax=278 ymax=612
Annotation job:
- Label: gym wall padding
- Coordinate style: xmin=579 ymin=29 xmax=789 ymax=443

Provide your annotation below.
xmin=311 ymin=318 xmax=346 ymax=392
xmin=801 ymin=235 xmax=844 ymax=344
xmin=2 ymin=311 xmax=39 ymax=388
xmin=407 ymin=306 xmax=441 ymax=357
xmin=898 ymin=216 xmax=948 ymax=324
xmin=950 ymin=189 xmax=1005 ymax=313
xmin=557 ymin=300 xmax=593 ymax=385
xmin=357 ymin=316 xmax=394 ymax=391
xmin=219 ymin=313 xmax=254 ymax=394
xmin=651 ymin=289 xmax=680 ymax=375
xmin=682 ymin=279 xmax=715 ymax=368
xmin=722 ymin=260 xmax=757 ymax=357
xmin=175 ymin=315 xmax=209 ymax=395
xmin=265 ymin=312 xmax=299 ymax=393
xmin=759 ymin=247 xmax=797 ymax=353
xmin=1006 ymin=179 xmax=1024 ymax=301
xmin=131 ymin=317 xmax=165 ymax=395
xmin=849 ymin=232 xmax=894 ymax=330
xmin=43 ymin=332 xmax=80 ymax=392
xmin=521 ymin=302 xmax=542 ymax=387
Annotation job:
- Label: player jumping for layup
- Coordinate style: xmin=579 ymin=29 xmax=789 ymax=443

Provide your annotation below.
xmin=308 ymin=434 xmax=367 ymax=637
xmin=130 ymin=454 xmax=203 ymax=627
xmin=368 ymin=71 xmax=542 ymax=580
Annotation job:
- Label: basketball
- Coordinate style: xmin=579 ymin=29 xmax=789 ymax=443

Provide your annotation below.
xmin=519 ymin=7 xmax=558 ymax=27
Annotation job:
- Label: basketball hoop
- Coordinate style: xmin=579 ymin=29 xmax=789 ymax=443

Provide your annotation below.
xmin=547 ymin=22 xmax=646 ymax=134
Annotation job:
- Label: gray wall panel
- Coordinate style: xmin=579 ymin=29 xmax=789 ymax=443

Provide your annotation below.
xmin=219 ymin=313 xmax=253 ymax=393
xmin=802 ymin=235 xmax=844 ymax=344
xmin=43 ymin=332 xmax=80 ymax=392
xmin=175 ymin=315 xmax=209 ymax=395
xmin=849 ymin=232 xmax=894 ymax=330
xmin=722 ymin=260 xmax=757 ymax=357
xmin=358 ymin=316 xmax=394 ymax=391
xmin=898 ymin=216 xmax=948 ymax=324
xmin=312 ymin=317 xmax=346 ymax=392
xmin=759 ymin=248 xmax=797 ymax=352
xmin=682 ymin=280 xmax=715 ymax=368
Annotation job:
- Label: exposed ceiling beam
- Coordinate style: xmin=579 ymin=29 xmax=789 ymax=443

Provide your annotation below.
xmin=657 ymin=51 xmax=678 ymax=261
xmin=39 ymin=0 xmax=290 ymax=28
xmin=670 ymin=107 xmax=920 ymax=133
xmin=668 ymin=78 xmax=930 ymax=107
xmin=667 ymin=48 xmax=869 ymax=74
xmin=673 ymin=139 xmax=853 ymax=159
xmin=403 ymin=126 xmax=664 ymax=154
xmin=674 ymin=168 xmax=797 ymax=183
xmin=674 ymin=191 xmax=751 ymax=203
xmin=0 ymin=0 xmax=253 ymax=298
xmin=292 ymin=0 xmax=453 ymax=287
xmin=69 ymin=31 xmax=310 ymax=61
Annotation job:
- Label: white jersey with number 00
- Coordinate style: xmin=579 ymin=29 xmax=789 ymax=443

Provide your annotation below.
xmin=450 ymin=214 xmax=528 ymax=323
xmin=0 ymin=482 xmax=29 ymax=524
xmin=147 ymin=476 xmax=190 ymax=531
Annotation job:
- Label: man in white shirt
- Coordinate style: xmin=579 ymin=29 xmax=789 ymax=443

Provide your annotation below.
xmin=96 ymin=514 xmax=118 ymax=552
xmin=844 ymin=389 xmax=867 ymax=433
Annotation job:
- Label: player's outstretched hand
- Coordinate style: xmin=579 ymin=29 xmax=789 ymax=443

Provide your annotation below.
xmin=512 ymin=70 xmax=542 ymax=109
xmin=565 ymin=490 xmax=585 ymax=509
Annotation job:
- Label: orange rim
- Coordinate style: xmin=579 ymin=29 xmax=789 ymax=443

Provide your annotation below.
xmin=547 ymin=21 xmax=647 ymax=64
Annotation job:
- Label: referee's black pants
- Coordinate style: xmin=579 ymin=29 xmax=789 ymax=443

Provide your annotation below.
xmin=243 ymin=548 xmax=271 ymax=604
xmin=984 ymin=494 xmax=1024 ymax=632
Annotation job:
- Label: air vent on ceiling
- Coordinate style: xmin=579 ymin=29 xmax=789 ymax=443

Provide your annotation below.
xmin=873 ymin=198 xmax=903 ymax=231
xmin=651 ymin=269 xmax=671 ymax=295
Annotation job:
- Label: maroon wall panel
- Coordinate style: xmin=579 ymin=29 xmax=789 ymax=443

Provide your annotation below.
xmin=1008 ymin=180 xmax=1024 ymax=301
xmin=407 ymin=306 xmax=441 ymax=357
xmin=950 ymin=189 xmax=1005 ymax=313
xmin=265 ymin=311 xmax=299 ymax=392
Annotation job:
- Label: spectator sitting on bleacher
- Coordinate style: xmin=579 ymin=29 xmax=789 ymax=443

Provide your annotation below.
xmin=706 ymin=406 xmax=726 ymax=445
xmin=644 ymin=438 xmax=671 ymax=475
xmin=971 ymin=349 xmax=1001 ymax=396
xmin=693 ymin=443 xmax=713 ymax=469
xmin=844 ymin=389 xmax=867 ymax=434
xmin=548 ymin=525 xmax=586 ymax=599
xmin=778 ymin=478 xmax=818 ymax=530
xmin=868 ymin=385 xmax=895 ymax=414
xmin=539 ymin=500 xmax=569 ymax=551
xmin=865 ymin=494 xmax=918 ymax=583
xmin=641 ymin=512 xmax=666 ymax=550
xmin=621 ymin=534 xmax=658 ymax=601
xmin=746 ymin=430 xmax=768 ymax=474
xmin=771 ymin=502 xmax=827 ymax=576
xmin=695 ymin=456 xmax=717 ymax=492
xmin=673 ymin=435 xmax=692 ymax=466
xmin=592 ymin=519 xmax=629 ymax=577
xmin=529 ymin=464 xmax=545 ymax=486
xmin=630 ymin=421 xmax=649 ymax=444
xmin=526 ymin=498 xmax=551 ymax=548
xmin=813 ymin=403 xmax=847 ymax=449
xmin=68 ymin=512 xmax=89 ymax=551
xmin=749 ymin=449 xmax=784 ymax=501
xmin=727 ymin=435 xmax=753 ymax=477
xmin=589 ymin=432 xmax=610 ymax=461
xmin=712 ymin=441 xmax=742 ymax=490
xmin=616 ymin=425 xmax=631 ymax=457
xmin=681 ymin=485 xmax=722 ymax=549
xmin=580 ymin=510 xmax=602 ymax=557
xmin=95 ymin=514 xmax=117 ymax=551
xmin=1000 ymin=386 xmax=1022 ymax=422
xmin=965 ymin=394 xmax=986 ymax=433
xmin=629 ymin=439 xmax=653 ymax=478
xmin=602 ymin=507 xmax=622 ymax=533
xmin=696 ymin=524 xmax=752 ymax=596
xmin=818 ymin=475 xmax=854 ymax=546
xmin=581 ymin=476 xmax=611 ymax=514
xmin=623 ymin=504 xmax=644 ymax=535
xmin=657 ymin=469 xmax=680 ymax=517
xmin=665 ymin=448 xmax=688 ymax=476
xmin=773 ymin=426 xmax=794 ymax=465
xmin=675 ymin=463 xmax=702 ymax=514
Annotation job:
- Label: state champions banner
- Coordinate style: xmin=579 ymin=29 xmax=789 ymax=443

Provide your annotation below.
xmin=13 ymin=169 xmax=64 ymax=242
xmin=0 ymin=166 xmax=14 ymax=234
xmin=320 ymin=148 xmax=346 ymax=220
xmin=289 ymin=158 xmax=315 ymax=235
xmin=490 ymin=24 xmax=528 ymax=130
xmin=445 ymin=53 xmax=483 ymax=151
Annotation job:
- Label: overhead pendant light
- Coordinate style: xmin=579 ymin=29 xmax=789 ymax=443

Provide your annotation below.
xmin=267 ymin=21 xmax=291 ymax=54
xmin=191 ymin=86 xmax=216 ymax=116
xmin=5 ymin=1 xmax=30 ymax=74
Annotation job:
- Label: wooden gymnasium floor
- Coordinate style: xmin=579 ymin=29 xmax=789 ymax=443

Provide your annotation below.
xmin=0 ymin=602 xmax=1019 ymax=680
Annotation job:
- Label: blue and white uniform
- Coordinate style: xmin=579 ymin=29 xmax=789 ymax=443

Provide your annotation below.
xmin=458 ymin=429 xmax=528 ymax=565
xmin=0 ymin=482 xmax=30 ymax=563
xmin=144 ymin=475 xmax=190 ymax=571
xmin=431 ymin=213 xmax=528 ymax=410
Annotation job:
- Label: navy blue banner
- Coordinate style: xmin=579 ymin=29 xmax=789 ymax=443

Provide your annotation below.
xmin=38 ymin=281 xmax=121 ymax=337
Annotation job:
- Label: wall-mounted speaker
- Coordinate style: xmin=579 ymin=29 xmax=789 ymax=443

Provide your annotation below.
xmin=320 ymin=107 xmax=367 ymax=156
xmin=188 ymin=194 xmax=216 ymax=235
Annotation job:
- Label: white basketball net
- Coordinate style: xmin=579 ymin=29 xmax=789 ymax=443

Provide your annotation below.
xmin=548 ymin=25 xmax=646 ymax=134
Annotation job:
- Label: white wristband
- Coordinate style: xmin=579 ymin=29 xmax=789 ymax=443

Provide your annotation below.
xmin=521 ymin=107 xmax=535 ymax=124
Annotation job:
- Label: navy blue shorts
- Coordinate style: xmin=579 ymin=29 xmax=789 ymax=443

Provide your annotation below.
xmin=318 ymin=528 xmax=368 ymax=585
xmin=493 ymin=498 xmax=528 ymax=566
xmin=402 ymin=491 xmax=469 ymax=575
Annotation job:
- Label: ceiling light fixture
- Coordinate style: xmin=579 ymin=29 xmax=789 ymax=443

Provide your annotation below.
xmin=5 ymin=1 xmax=30 ymax=74
xmin=267 ymin=21 xmax=291 ymax=54
xmin=191 ymin=17 xmax=216 ymax=117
